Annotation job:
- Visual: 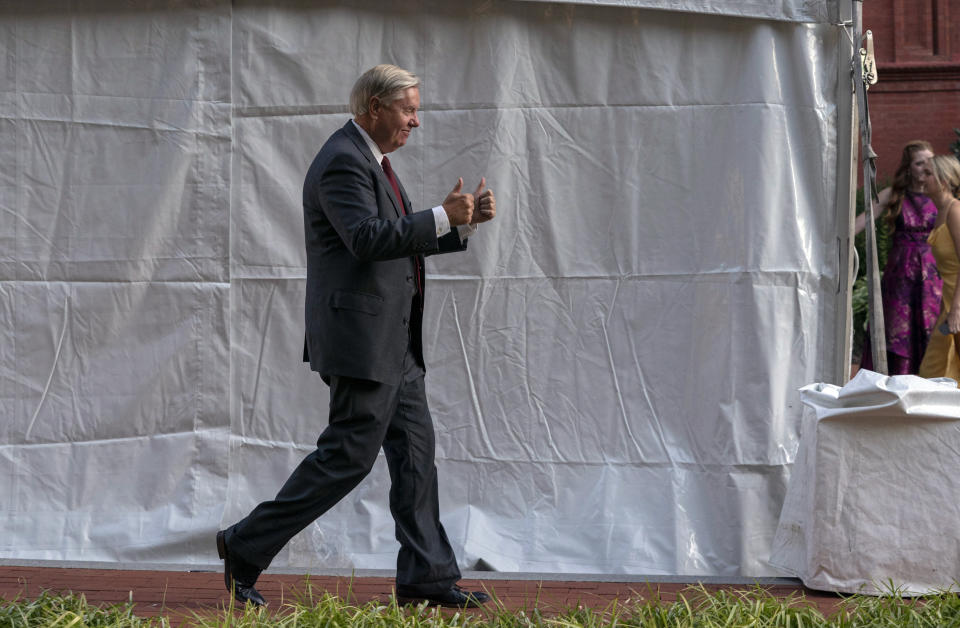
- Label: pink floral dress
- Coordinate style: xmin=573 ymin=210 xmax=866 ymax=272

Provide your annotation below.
xmin=861 ymin=191 xmax=942 ymax=375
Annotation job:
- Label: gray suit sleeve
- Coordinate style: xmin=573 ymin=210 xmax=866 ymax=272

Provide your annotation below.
xmin=317 ymin=152 xmax=438 ymax=261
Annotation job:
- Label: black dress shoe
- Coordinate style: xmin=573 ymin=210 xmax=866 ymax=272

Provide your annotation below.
xmin=397 ymin=584 xmax=491 ymax=608
xmin=216 ymin=530 xmax=266 ymax=606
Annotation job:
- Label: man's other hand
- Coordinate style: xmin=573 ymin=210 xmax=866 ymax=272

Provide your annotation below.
xmin=471 ymin=178 xmax=496 ymax=224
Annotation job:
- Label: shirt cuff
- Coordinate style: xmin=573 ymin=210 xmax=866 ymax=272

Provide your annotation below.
xmin=457 ymin=223 xmax=478 ymax=240
xmin=431 ymin=206 xmax=450 ymax=236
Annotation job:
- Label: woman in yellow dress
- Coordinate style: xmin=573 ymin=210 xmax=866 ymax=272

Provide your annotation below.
xmin=918 ymin=155 xmax=960 ymax=383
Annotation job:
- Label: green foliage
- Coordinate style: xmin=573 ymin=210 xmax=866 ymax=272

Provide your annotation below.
xmin=951 ymin=128 xmax=960 ymax=162
xmin=0 ymin=591 xmax=160 ymax=628
xmin=851 ymin=183 xmax=894 ymax=362
xmin=6 ymin=585 xmax=960 ymax=628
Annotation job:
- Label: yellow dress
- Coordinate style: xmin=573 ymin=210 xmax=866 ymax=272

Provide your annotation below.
xmin=917 ymin=222 xmax=960 ymax=384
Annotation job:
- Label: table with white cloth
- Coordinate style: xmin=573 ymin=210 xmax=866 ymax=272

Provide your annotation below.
xmin=770 ymin=370 xmax=960 ymax=595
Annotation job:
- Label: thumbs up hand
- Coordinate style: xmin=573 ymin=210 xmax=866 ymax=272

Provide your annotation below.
xmin=442 ymin=177 xmax=474 ymax=226
xmin=471 ymin=177 xmax=496 ymax=224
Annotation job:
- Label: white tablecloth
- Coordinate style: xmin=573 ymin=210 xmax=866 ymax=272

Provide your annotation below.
xmin=770 ymin=370 xmax=960 ymax=595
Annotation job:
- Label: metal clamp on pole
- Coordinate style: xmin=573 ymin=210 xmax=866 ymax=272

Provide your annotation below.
xmin=860 ymin=30 xmax=878 ymax=87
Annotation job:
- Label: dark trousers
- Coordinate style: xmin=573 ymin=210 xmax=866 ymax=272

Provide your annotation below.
xmin=225 ymin=346 xmax=461 ymax=594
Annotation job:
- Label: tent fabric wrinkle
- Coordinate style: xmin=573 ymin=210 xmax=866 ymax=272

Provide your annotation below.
xmin=514 ymin=0 xmax=836 ymax=23
xmin=1 ymin=0 xmax=842 ymax=577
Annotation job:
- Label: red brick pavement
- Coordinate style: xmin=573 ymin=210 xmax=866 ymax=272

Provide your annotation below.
xmin=0 ymin=566 xmax=846 ymax=624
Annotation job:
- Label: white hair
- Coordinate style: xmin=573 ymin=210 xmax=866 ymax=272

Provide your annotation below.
xmin=350 ymin=64 xmax=420 ymax=116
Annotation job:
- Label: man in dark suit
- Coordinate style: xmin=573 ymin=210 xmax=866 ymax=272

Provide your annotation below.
xmin=216 ymin=64 xmax=496 ymax=608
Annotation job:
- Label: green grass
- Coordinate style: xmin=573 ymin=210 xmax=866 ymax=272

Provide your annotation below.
xmin=0 ymin=591 xmax=155 ymax=628
xmin=3 ymin=585 xmax=960 ymax=628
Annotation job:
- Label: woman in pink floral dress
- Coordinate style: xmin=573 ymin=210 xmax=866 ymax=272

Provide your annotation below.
xmin=858 ymin=140 xmax=942 ymax=375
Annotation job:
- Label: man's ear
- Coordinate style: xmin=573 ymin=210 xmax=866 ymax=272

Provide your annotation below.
xmin=368 ymin=96 xmax=381 ymax=119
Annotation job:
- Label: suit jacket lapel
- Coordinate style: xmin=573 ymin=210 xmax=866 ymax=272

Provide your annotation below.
xmin=379 ymin=167 xmax=404 ymax=218
xmin=342 ymin=121 xmax=404 ymax=218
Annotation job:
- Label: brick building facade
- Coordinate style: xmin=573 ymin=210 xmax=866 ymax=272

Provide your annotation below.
xmin=864 ymin=0 xmax=960 ymax=181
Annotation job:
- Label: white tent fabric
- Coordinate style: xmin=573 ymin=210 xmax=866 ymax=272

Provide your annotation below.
xmin=770 ymin=371 xmax=960 ymax=595
xmin=2 ymin=1 xmax=844 ymax=576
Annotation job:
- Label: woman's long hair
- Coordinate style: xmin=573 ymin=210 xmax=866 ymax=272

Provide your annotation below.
xmin=885 ymin=140 xmax=934 ymax=226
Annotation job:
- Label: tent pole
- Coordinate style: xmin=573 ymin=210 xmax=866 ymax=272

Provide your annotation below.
xmin=853 ymin=0 xmax=887 ymax=374
xmin=833 ymin=0 xmax=857 ymax=384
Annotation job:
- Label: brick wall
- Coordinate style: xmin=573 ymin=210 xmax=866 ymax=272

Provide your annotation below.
xmin=863 ymin=0 xmax=960 ymax=182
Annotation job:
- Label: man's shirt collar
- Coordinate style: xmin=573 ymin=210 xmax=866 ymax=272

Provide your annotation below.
xmin=352 ymin=119 xmax=385 ymax=166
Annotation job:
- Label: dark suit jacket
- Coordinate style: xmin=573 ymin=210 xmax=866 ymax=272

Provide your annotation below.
xmin=302 ymin=121 xmax=467 ymax=385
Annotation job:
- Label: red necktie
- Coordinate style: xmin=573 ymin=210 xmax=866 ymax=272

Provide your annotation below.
xmin=381 ymin=156 xmax=406 ymax=215
xmin=381 ymin=156 xmax=423 ymax=300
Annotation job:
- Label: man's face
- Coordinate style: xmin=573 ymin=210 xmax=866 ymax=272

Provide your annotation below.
xmin=369 ymin=86 xmax=420 ymax=154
